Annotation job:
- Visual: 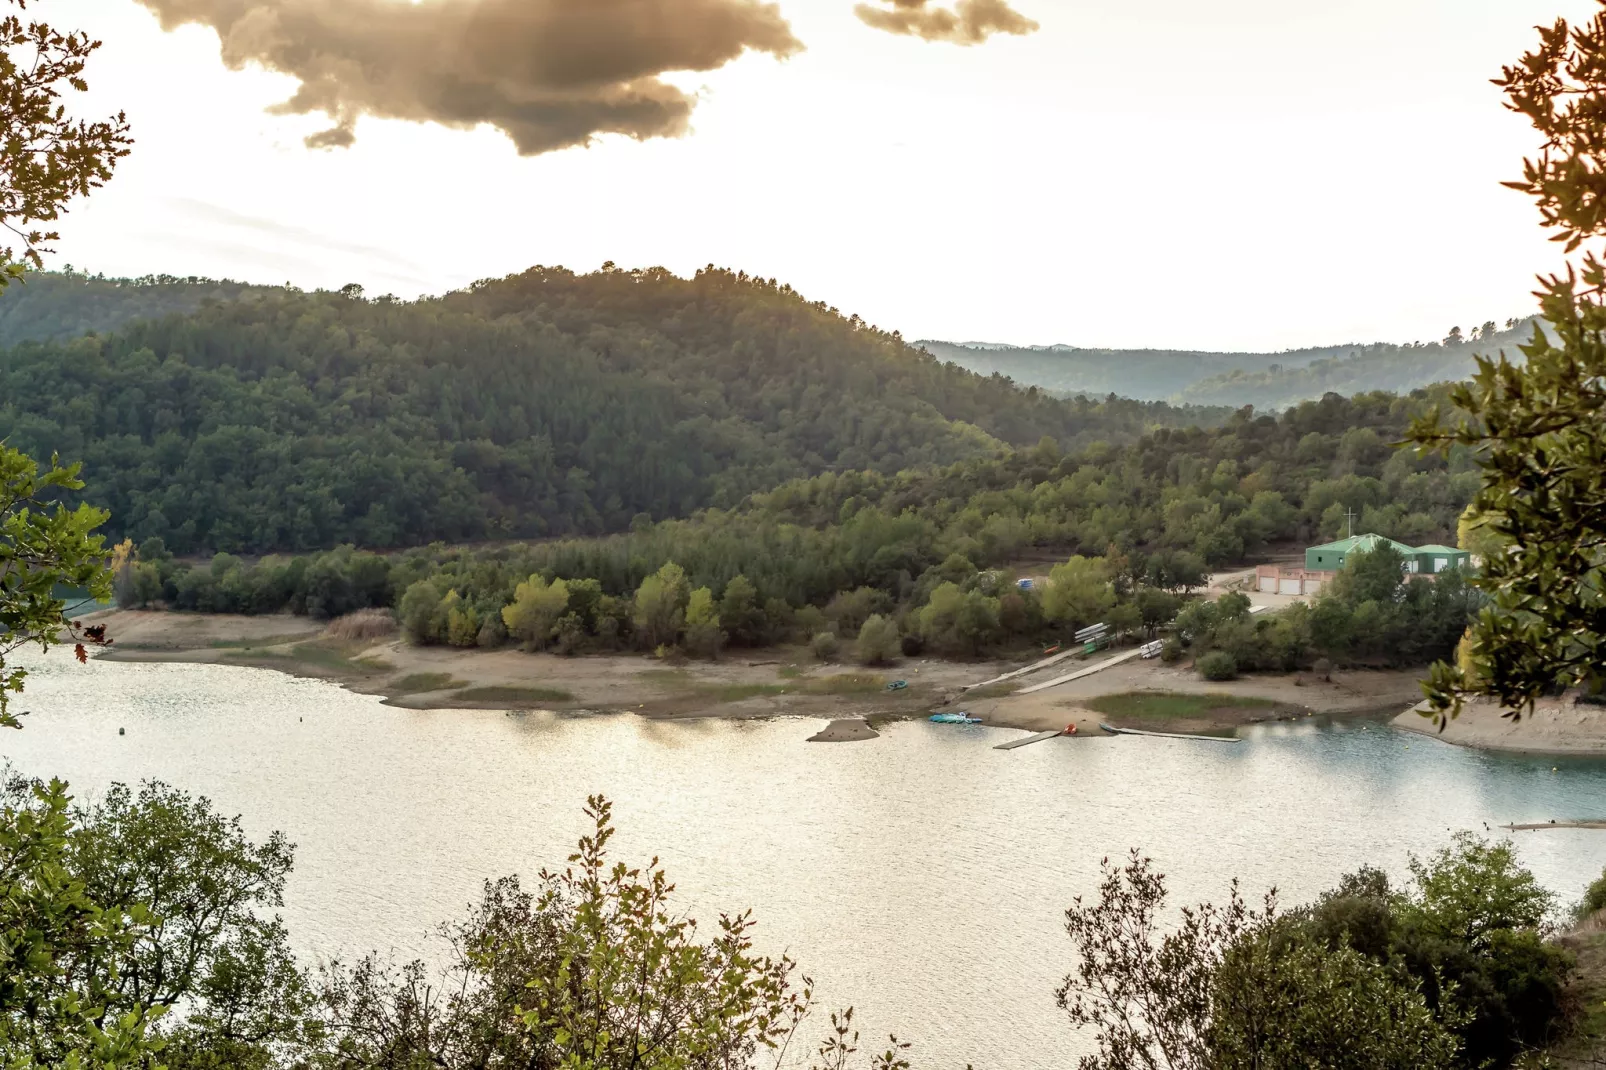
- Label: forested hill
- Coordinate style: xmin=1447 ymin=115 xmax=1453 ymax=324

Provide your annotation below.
xmin=0 ymin=270 xmax=275 ymax=347
xmin=0 ymin=265 xmax=1227 ymax=554
xmin=1173 ymin=325 xmax=1539 ymax=408
xmin=923 ymin=319 xmax=1538 ymax=407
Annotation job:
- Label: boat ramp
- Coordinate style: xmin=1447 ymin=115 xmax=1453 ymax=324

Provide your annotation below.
xmin=993 ymin=729 xmax=1064 ymax=751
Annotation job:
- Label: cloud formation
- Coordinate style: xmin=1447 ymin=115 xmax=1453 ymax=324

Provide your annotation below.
xmin=855 ymin=0 xmax=1037 ymax=45
xmin=136 ymin=0 xmax=803 ymax=154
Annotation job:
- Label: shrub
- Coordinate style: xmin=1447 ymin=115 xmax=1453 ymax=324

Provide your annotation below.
xmin=810 ymin=631 xmax=839 ymax=661
xmin=503 ymin=575 xmax=570 ymax=651
xmin=824 ymin=587 xmax=892 ymax=636
xmin=476 ymin=613 xmax=508 ymax=649
xmin=1198 ymin=651 xmax=1238 ymax=681
xmin=683 ymin=587 xmax=725 ymax=659
xmin=856 ymin=614 xmax=900 ymax=666
xmin=1160 ymin=638 xmax=1183 ymax=663
xmin=551 ymin=613 xmax=586 ymax=655
xmin=917 ymin=582 xmax=1001 ymax=657
xmin=323 ymin=608 xmax=397 ymax=643
xmin=1576 ymin=868 xmax=1606 ymax=921
xmin=900 ymin=634 xmax=925 ymax=657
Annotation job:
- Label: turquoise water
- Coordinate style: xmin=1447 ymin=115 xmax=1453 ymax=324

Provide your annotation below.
xmin=7 ymin=653 xmax=1606 ymax=1068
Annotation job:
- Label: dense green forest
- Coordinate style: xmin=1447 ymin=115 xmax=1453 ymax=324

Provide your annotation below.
xmin=926 ymin=319 xmax=1537 ymax=407
xmin=0 ymin=268 xmax=1487 ymax=670
xmin=0 ymin=268 xmax=275 ymax=346
xmin=116 ymin=389 xmax=1481 ymax=667
xmin=0 ymin=266 xmax=1227 ymax=553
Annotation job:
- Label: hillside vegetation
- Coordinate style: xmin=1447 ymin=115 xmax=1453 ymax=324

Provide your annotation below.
xmin=925 ymin=319 xmax=1538 ymax=407
xmin=0 ymin=269 xmax=275 ymax=347
xmin=0 ymin=265 xmax=1225 ymax=553
xmin=118 ymin=388 xmax=1481 ymax=669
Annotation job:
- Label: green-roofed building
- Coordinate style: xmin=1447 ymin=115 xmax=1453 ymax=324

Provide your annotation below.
xmin=1258 ymin=533 xmax=1473 ymax=596
xmin=1412 ymin=544 xmax=1474 ymax=575
xmin=1305 ymin=534 xmax=1416 ymax=572
xmin=1304 ymin=534 xmax=1472 ymax=575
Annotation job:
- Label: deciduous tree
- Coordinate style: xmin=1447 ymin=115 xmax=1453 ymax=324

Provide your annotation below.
xmin=502 ymin=574 xmax=570 ymax=651
xmin=855 ymin=614 xmax=899 ymax=666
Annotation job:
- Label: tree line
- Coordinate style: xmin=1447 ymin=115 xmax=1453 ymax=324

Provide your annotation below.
xmin=110 ymin=388 xmax=1481 ymax=668
xmin=0 ymin=269 xmax=276 ymax=348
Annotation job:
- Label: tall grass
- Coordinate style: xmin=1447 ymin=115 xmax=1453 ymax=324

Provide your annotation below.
xmin=323 ymin=608 xmax=397 ymax=642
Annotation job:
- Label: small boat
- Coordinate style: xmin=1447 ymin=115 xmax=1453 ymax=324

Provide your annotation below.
xmin=1043 ymin=643 xmax=1062 ymax=656
xmin=886 ymin=679 xmax=909 ymax=691
xmin=930 ymin=712 xmax=983 ymax=725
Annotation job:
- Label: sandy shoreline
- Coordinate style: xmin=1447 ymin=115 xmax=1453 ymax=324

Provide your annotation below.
xmin=87 ymin=609 xmax=1606 ymax=754
xmin=972 ymin=658 xmax=1423 ymax=736
xmin=88 ymin=609 xmax=995 ymax=729
xmin=80 ymin=609 xmax=1423 ymax=739
xmin=1393 ymin=698 xmax=1606 ymax=756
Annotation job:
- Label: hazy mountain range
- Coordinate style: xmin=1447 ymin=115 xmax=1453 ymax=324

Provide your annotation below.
xmin=920 ymin=318 xmax=1542 ymax=409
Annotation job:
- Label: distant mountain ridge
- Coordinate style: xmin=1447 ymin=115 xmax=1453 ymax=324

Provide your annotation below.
xmin=5 ymin=271 xmax=1539 ymax=413
xmin=920 ymin=319 xmax=1542 ymax=409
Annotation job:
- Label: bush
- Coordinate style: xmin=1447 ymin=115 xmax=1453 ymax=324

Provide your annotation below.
xmin=810 ymin=631 xmax=839 ymax=661
xmin=1160 ymin=638 xmax=1183 ymax=663
xmin=900 ymin=634 xmax=925 ymax=657
xmin=323 ymin=608 xmax=397 ymax=642
xmin=1576 ymin=868 xmax=1606 ymax=921
xmin=824 ymin=587 xmax=892 ymax=637
xmin=1198 ymin=651 xmax=1238 ymax=681
xmin=476 ymin=613 xmax=508 ymax=649
xmin=856 ymin=614 xmax=900 ymax=666
xmin=1062 ymin=839 xmax=1571 ymax=1070
xmin=551 ymin=613 xmax=586 ymax=655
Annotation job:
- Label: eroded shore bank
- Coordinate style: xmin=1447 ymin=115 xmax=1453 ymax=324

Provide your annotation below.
xmin=1393 ymin=698 xmax=1606 ymax=756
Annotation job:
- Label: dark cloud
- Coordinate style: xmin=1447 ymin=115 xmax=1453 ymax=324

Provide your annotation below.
xmin=855 ymin=0 xmax=1037 ymax=45
xmin=137 ymin=0 xmax=803 ymax=154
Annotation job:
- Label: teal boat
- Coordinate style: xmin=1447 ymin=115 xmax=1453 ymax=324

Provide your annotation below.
xmin=930 ymin=712 xmax=982 ymax=725
xmin=886 ymin=679 xmax=908 ymax=692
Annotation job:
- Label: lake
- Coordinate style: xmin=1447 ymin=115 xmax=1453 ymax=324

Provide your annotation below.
xmin=8 ymin=652 xmax=1606 ymax=1068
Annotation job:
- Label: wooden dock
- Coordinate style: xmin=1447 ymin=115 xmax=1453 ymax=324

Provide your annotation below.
xmin=1099 ymin=723 xmax=1241 ymax=744
xmin=993 ymin=730 xmax=1063 ymax=751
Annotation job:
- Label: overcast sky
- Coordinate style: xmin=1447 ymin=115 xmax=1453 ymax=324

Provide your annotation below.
xmin=49 ymin=0 xmax=1601 ymax=350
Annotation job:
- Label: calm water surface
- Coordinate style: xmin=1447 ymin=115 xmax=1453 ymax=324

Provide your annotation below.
xmin=9 ymin=653 xmax=1606 ymax=1068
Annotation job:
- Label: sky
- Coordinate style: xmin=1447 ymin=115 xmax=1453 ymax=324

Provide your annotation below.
xmin=48 ymin=0 xmax=1605 ymax=351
